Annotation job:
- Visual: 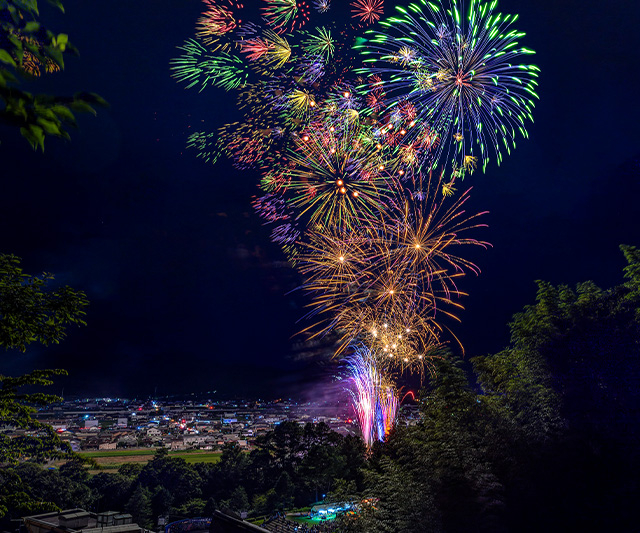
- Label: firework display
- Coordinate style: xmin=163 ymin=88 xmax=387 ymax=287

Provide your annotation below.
xmin=174 ymin=0 xmax=538 ymax=444
xmin=297 ymin=171 xmax=488 ymax=363
xmin=355 ymin=0 xmax=539 ymax=185
xmin=347 ymin=347 xmax=398 ymax=447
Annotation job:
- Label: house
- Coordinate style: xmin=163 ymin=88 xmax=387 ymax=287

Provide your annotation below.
xmin=183 ymin=435 xmax=207 ymax=448
xmin=23 ymin=509 xmax=152 ymax=533
xmin=82 ymin=437 xmax=100 ymax=450
xmin=146 ymin=427 xmax=161 ymax=440
xmin=169 ymin=439 xmax=187 ymax=451
xmin=117 ymin=434 xmax=138 ymax=448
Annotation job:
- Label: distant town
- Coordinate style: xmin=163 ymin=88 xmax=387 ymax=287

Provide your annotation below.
xmin=19 ymin=398 xmax=421 ymax=453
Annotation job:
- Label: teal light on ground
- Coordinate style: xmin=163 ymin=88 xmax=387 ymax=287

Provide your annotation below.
xmin=288 ymin=514 xmax=339 ymax=524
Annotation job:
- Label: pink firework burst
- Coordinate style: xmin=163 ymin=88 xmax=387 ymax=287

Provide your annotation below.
xmin=351 ymin=0 xmax=383 ymax=25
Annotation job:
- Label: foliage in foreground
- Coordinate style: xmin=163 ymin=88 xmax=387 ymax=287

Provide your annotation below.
xmin=0 ymin=254 xmax=89 ymax=351
xmin=0 ymin=254 xmax=90 ymax=516
xmin=0 ymin=0 xmax=106 ymax=150
xmin=0 ymin=368 xmax=72 ymax=465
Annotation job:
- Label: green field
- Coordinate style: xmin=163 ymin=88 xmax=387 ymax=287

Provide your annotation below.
xmin=80 ymin=449 xmax=161 ymax=458
xmin=80 ymin=448 xmax=222 ymax=458
xmin=179 ymin=453 xmax=222 ymax=464
xmin=75 ymin=448 xmax=222 ymax=471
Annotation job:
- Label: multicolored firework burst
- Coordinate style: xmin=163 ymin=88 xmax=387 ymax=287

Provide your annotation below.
xmin=194 ymin=0 xmax=248 ymax=52
xmin=313 ymin=0 xmax=330 ymax=13
xmin=281 ymin=116 xmax=395 ymax=231
xmin=301 ymin=26 xmax=335 ymax=60
xmin=356 ymin=0 xmax=539 ymax=179
xmin=197 ymin=4 xmax=237 ymax=42
xmin=346 ymin=347 xmax=398 ymax=447
xmin=186 ymin=131 xmax=221 ymax=165
xmin=344 ymin=304 xmax=445 ymax=375
xmin=261 ymin=0 xmax=311 ymax=34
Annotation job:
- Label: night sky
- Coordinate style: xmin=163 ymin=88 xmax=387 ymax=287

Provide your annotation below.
xmin=1 ymin=0 xmax=639 ymax=400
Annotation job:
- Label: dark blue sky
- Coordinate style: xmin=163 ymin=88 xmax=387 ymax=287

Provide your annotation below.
xmin=1 ymin=0 xmax=639 ymax=399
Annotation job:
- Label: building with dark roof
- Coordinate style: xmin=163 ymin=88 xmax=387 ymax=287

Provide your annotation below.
xmin=23 ymin=509 xmax=150 ymax=533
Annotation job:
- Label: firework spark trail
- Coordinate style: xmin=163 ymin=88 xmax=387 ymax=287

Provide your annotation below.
xmin=346 ymin=347 xmax=398 ymax=447
xmin=262 ymin=0 xmax=311 ymax=34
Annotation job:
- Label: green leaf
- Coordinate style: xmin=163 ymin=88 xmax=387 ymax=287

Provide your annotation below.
xmin=50 ymin=104 xmax=76 ymax=123
xmin=8 ymin=35 xmax=22 ymax=50
xmin=8 ymin=96 xmax=29 ymax=120
xmin=0 ymin=67 xmax=17 ymax=84
xmin=36 ymin=117 xmax=61 ymax=136
xmin=54 ymin=33 xmax=68 ymax=52
xmin=20 ymin=126 xmax=37 ymax=149
xmin=87 ymin=92 xmax=109 ymax=107
xmin=44 ymin=0 xmax=65 ymax=12
xmin=35 ymin=107 xmax=57 ymax=121
xmin=0 ymin=49 xmax=16 ymax=67
xmin=24 ymin=41 xmax=39 ymax=54
xmin=69 ymin=100 xmax=96 ymax=115
xmin=28 ymin=124 xmax=45 ymax=150
xmin=44 ymin=45 xmax=64 ymax=68
xmin=23 ymin=21 xmax=41 ymax=32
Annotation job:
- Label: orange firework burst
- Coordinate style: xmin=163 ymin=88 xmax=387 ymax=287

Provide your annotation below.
xmin=9 ymin=31 xmax=61 ymax=77
xmin=381 ymin=174 xmax=487 ymax=300
xmin=20 ymin=50 xmax=60 ymax=77
xmin=340 ymin=304 xmax=446 ymax=376
xmin=297 ymin=170 xmax=488 ymax=369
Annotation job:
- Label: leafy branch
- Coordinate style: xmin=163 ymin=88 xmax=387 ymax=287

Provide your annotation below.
xmin=0 ymin=0 xmax=106 ymax=150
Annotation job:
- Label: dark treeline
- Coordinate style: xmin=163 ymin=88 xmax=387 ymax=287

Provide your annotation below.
xmin=346 ymin=245 xmax=640 ymax=533
xmin=1 ymin=245 xmax=639 ymax=532
xmin=0 ymin=423 xmax=366 ymax=528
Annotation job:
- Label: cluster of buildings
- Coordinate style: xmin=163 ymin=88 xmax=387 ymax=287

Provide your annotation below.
xmin=22 ymin=509 xmax=151 ymax=533
xmin=13 ymin=398 xmax=376 ymax=452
